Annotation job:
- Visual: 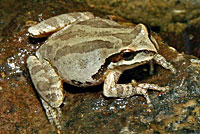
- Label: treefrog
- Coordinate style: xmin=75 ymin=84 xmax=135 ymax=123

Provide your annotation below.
xmin=27 ymin=12 xmax=176 ymax=129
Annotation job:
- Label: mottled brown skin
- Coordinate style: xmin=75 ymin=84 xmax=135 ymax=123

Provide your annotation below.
xmin=27 ymin=12 xmax=176 ymax=130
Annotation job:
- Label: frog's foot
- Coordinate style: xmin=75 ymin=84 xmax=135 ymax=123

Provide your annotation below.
xmin=27 ymin=56 xmax=64 ymax=129
xmin=132 ymin=83 xmax=169 ymax=107
xmin=153 ymin=54 xmax=176 ymax=73
xmin=41 ymin=98 xmax=62 ymax=129
xmin=103 ymin=70 xmax=169 ymax=107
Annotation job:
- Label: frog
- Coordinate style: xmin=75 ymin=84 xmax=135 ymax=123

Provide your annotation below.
xmin=26 ymin=12 xmax=176 ymax=129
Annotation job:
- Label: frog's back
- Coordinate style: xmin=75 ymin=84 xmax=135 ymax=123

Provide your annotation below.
xmin=37 ymin=18 xmax=135 ymax=87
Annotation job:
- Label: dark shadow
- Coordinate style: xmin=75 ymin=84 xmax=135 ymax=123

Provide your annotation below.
xmin=28 ymin=36 xmax=47 ymax=44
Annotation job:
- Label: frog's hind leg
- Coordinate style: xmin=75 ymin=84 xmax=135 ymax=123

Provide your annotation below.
xmin=27 ymin=56 xmax=64 ymax=129
xmin=28 ymin=12 xmax=94 ymax=38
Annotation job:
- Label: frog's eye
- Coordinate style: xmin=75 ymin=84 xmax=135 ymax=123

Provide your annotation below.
xmin=121 ymin=49 xmax=136 ymax=61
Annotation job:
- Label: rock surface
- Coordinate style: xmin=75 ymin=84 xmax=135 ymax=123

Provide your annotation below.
xmin=0 ymin=0 xmax=200 ymax=134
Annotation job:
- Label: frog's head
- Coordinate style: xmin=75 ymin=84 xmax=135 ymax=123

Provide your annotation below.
xmin=107 ymin=24 xmax=159 ymax=71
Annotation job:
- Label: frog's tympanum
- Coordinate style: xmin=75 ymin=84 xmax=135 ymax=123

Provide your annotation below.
xmin=27 ymin=12 xmax=176 ymax=129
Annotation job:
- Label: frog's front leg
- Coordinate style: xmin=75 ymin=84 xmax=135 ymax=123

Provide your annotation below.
xmin=153 ymin=54 xmax=176 ymax=73
xmin=27 ymin=56 xmax=64 ymax=129
xmin=103 ymin=70 xmax=169 ymax=106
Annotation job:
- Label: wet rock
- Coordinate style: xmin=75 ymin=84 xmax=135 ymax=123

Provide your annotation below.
xmin=0 ymin=0 xmax=200 ymax=134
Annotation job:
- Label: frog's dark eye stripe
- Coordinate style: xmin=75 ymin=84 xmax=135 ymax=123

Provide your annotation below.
xmin=104 ymin=49 xmax=135 ymax=63
xmin=106 ymin=53 xmax=122 ymax=63
xmin=121 ymin=49 xmax=156 ymax=60
xmin=105 ymin=49 xmax=156 ymax=64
